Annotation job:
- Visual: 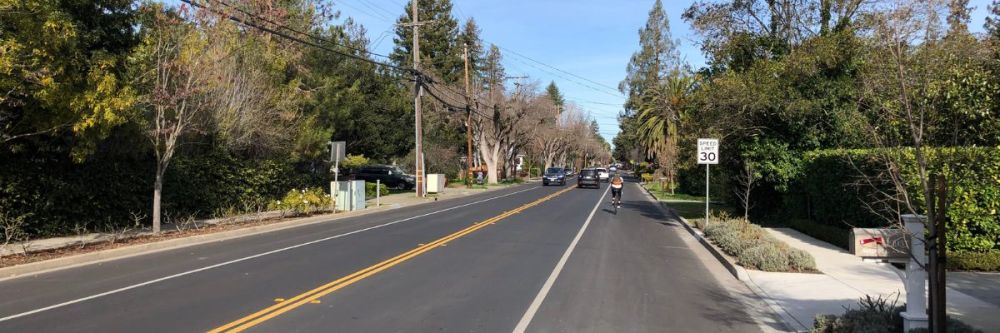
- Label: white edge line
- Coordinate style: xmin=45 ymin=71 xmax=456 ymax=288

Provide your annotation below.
xmin=0 ymin=186 xmax=539 ymax=323
xmin=512 ymin=185 xmax=610 ymax=333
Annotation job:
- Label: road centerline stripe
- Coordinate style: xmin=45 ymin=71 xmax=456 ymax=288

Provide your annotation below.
xmin=513 ymin=185 xmax=610 ymax=333
xmin=211 ymin=186 xmax=576 ymax=333
xmin=0 ymin=186 xmax=539 ymax=324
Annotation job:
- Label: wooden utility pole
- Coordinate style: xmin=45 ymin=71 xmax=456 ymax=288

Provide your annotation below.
xmin=464 ymin=43 xmax=474 ymax=187
xmin=412 ymin=0 xmax=425 ymax=197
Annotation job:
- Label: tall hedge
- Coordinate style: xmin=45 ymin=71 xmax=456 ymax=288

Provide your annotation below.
xmin=784 ymin=147 xmax=1000 ymax=252
xmin=0 ymin=146 xmax=328 ymax=237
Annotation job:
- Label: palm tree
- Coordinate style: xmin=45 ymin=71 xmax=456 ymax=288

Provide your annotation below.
xmin=635 ymin=70 xmax=696 ymax=194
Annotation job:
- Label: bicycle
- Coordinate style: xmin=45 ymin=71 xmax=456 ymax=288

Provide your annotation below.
xmin=610 ymin=188 xmax=622 ymax=214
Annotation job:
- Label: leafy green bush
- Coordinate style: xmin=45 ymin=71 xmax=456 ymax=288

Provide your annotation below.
xmin=272 ymin=188 xmax=332 ymax=215
xmin=365 ymin=182 xmax=388 ymax=198
xmin=812 ymin=295 xmax=903 ymax=333
xmin=813 ymin=295 xmax=983 ymax=333
xmin=738 ymin=243 xmax=790 ymax=272
xmin=788 ymin=248 xmax=817 ymax=272
xmin=786 ymin=147 xmax=1000 ymax=253
xmin=703 ymin=216 xmax=817 ymax=272
xmin=0 ymin=143 xmax=329 ymax=238
xmin=341 ymin=154 xmax=370 ymax=170
xmin=641 ymin=173 xmax=654 ymax=183
xmin=947 ymin=251 xmax=1000 ymax=271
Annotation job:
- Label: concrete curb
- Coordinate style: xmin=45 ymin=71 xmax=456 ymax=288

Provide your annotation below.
xmin=0 ymin=204 xmax=402 ymax=282
xmin=640 ymin=184 xmax=796 ymax=332
xmin=0 ymin=185 xmax=524 ymax=282
xmin=639 ymin=184 xmax=750 ymax=282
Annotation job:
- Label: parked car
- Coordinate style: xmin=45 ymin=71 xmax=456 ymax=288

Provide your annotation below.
xmin=354 ymin=165 xmax=415 ymax=190
xmin=542 ymin=167 xmax=566 ymax=186
xmin=597 ymin=168 xmax=610 ymax=182
xmin=563 ymin=167 xmax=575 ymax=176
xmin=577 ymin=168 xmax=599 ymax=188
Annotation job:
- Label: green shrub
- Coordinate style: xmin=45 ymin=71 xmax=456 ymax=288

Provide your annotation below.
xmin=947 ymin=251 xmax=1000 ymax=271
xmin=703 ymin=216 xmax=818 ymax=272
xmin=340 ymin=154 xmax=370 ymax=170
xmin=365 ymin=182 xmax=388 ymax=198
xmin=738 ymin=243 xmax=790 ymax=272
xmin=0 ymin=142 xmax=330 ymax=238
xmin=814 ymin=295 xmax=983 ymax=333
xmin=788 ymin=248 xmax=817 ymax=272
xmin=272 ymin=188 xmax=332 ymax=215
xmin=787 ymin=147 xmax=1000 ymax=253
xmin=641 ymin=173 xmax=654 ymax=183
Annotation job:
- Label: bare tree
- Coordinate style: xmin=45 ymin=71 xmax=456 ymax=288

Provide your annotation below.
xmin=734 ymin=161 xmax=758 ymax=220
xmin=138 ymin=4 xmax=306 ymax=233
xmin=140 ymin=13 xmax=217 ymax=234
xmin=1 ymin=210 xmax=27 ymax=261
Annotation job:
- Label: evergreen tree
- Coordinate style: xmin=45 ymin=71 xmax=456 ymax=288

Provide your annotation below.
xmin=947 ymin=0 xmax=971 ymax=35
xmin=618 ymin=0 xmax=680 ymax=116
xmin=457 ymin=18 xmax=484 ymax=77
xmin=545 ymin=81 xmax=565 ymax=111
xmin=390 ymin=0 xmax=463 ymax=84
xmin=483 ymin=44 xmax=505 ymax=96
xmin=614 ymin=0 xmax=679 ymax=165
xmin=986 ymin=0 xmax=1000 ymax=40
xmin=301 ymin=19 xmax=413 ymax=161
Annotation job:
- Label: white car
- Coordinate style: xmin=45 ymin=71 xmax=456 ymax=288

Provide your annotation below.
xmin=597 ymin=168 xmax=609 ymax=182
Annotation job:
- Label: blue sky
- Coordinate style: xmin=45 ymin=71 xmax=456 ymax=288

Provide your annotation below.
xmin=334 ymin=0 xmax=996 ymax=145
xmin=337 ymin=0 xmax=703 ymax=144
xmin=165 ymin=0 xmax=996 ymax=145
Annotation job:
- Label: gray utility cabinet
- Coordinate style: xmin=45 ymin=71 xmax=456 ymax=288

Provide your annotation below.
xmin=332 ymin=180 xmax=366 ymax=212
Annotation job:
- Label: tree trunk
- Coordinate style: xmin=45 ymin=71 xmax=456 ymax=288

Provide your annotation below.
xmin=152 ymin=171 xmax=163 ymax=234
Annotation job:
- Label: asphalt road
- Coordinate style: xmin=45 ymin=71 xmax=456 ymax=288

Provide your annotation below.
xmin=0 ymin=177 xmax=776 ymax=332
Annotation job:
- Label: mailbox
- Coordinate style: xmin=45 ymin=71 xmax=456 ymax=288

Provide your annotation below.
xmin=850 ymin=228 xmax=909 ymax=260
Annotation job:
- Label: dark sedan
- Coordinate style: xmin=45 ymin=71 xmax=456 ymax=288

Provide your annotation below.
xmin=353 ymin=165 xmax=415 ymax=190
xmin=577 ymin=168 xmax=600 ymax=188
xmin=542 ymin=167 xmax=566 ymax=186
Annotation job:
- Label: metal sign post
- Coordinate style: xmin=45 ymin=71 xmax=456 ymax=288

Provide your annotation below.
xmin=697 ymin=138 xmax=719 ymax=226
xmin=329 ymin=141 xmax=346 ymax=212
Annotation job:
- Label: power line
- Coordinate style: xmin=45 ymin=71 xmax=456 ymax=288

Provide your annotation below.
xmin=502 ymin=51 xmax=624 ymax=100
xmin=575 ymin=99 xmax=623 ymax=107
xmin=497 ymin=45 xmax=623 ymax=95
xmin=339 ymin=0 xmax=394 ymax=22
xmin=202 ymin=0 xmax=397 ymax=63
xmin=355 ymin=0 xmax=402 ymax=20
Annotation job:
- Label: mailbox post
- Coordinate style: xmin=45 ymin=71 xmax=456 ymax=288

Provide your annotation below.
xmin=901 ymin=214 xmax=928 ymax=332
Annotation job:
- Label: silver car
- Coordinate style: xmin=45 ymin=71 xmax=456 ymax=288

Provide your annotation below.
xmin=596 ymin=168 xmax=609 ymax=182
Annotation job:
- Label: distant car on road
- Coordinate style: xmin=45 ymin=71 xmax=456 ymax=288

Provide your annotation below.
xmin=354 ymin=165 xmax=415 ymax=190
xmin=577 ymin=168 xmax=599 ymax=188
xmin=596 ymin=168 xmax=609 ymax=182
xmin=543 ymin=167 xmax=567 ymax=186
xmin=563 ymin=167 xmax=575 ymax=176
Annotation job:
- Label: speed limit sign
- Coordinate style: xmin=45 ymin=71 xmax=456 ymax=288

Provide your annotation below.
xmin=697 ymin=139 xmax=719 ymax=164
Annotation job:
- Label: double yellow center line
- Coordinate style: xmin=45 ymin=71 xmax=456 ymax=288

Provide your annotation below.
xmin=210 ymin=186 xmax=575 ymax=333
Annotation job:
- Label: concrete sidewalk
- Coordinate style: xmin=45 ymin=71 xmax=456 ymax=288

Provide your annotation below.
xmin=747 ymin=228 xmax=1000 ymax=332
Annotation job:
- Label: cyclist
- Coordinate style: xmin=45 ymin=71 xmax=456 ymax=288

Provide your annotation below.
xmin=610 ymin=174 xmax=624 ymax=207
